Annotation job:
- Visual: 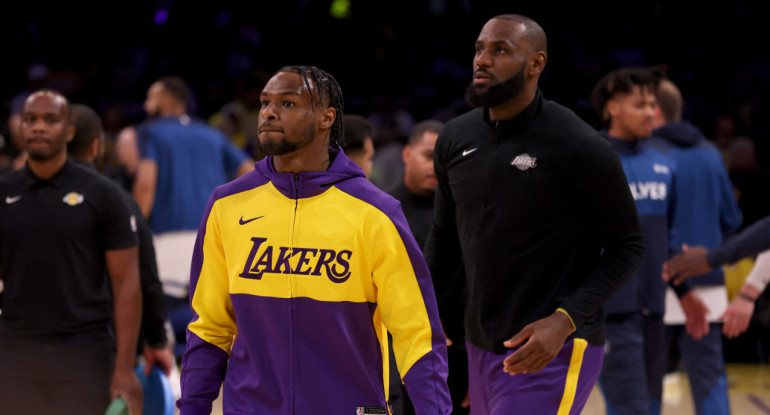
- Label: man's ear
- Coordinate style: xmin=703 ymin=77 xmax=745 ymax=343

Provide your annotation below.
xmin=606 ymin=99 xmax=619 ymax=122
xmin=66 ymin=125 xmax=76 ymax=143
xmin=529 ymin=51 xmax=547 ymax=76
xmin=402 ymin=144 xmax=411 ymax=164
xmin=320 ymin=107 xmax=336 ymax=130
xmin=89 ymin=138 xmax=101 ymax=160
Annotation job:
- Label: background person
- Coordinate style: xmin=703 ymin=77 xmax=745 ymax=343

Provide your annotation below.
xmin=591 ymin=66 xmax=706 ymax=415
xmin=651 ymin=74 xmax=742 ymax=415
xmin=133 ymin=75 xmax=254 ymax=361
xmin=341 ymin=113 xmax=376 ymax=179
xmin=69 ymin=102 xmax=174 ymax=377
xmin=0 ymin=90 xmax=143 ymax=414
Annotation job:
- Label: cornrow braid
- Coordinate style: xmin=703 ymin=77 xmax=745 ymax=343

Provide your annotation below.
xmin=277 ymin=65 xmax=346 ymax=150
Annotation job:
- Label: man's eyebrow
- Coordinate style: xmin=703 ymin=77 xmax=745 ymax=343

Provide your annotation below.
xmin=23 ymin=111 xmax=60 ymax=117
xmin=261 ymin=91 xmax=302 ymax=97
xmin=482 ymin=40 xmax=514 ymax=46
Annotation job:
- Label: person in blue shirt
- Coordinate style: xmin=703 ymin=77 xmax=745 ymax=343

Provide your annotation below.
xmin=651 ymin=74 xmax=743 ymax=415
xmin=591 ymin=66 xmax=707 ymax=415
xmin=133 ymin=76 xmax=255 ymax=362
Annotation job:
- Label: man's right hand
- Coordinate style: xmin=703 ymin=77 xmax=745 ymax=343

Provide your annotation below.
xmin=679 ymin=291 xmax=710 ymax=340
xmin=662 ymin=244 xmax=713 ymax=286
xmin=501 ymin=311 xmax=574 ymax=375
xmin=441 ymin=321 xmax=452 ymax=346
xmin=110 ymin=366 xmax=143 ymax=415
xmin=143 ymin=344 xmax=174 ymax=376
xmin=721 ymin=284 xmax=760 ymax=338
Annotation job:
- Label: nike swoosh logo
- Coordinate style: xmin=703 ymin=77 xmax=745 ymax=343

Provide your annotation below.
xmin=5 ymin=195 xmax=21 ymax=204
xmin=462 ymin=148 xmax=478 ymax=156
xmin=239 ymin=215 xmax=264 ymax=225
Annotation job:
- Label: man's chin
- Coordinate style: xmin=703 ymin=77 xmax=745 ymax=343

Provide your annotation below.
xmin=472 ymin=83 xmax=490 ymax=92
xmin=259 ymin=139 xmax=300 ymax=157
xmin=27 ymin=151 xmax=52 ymax=161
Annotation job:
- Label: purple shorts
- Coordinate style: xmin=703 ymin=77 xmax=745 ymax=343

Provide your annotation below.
xmin=466 ymin=338 xmax=603 ymax=415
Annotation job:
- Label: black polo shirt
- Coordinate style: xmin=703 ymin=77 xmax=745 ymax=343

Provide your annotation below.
xmin=386 ymin=181 xmax=434 ymax=249
xmin=0 ymin=158 xmax=138 ymax=342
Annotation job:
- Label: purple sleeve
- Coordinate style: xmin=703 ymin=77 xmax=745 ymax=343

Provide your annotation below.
xmin=176 ymin=334 xmax=229 ymax=414
xmin=386 ymin=204 xmax=452 ymax=414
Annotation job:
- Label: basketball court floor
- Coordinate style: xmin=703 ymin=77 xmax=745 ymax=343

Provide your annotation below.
xmin=196 ymin=363 xmax=770 ymax=414
xmin=583 ymin=363 xmax=770 ymax=415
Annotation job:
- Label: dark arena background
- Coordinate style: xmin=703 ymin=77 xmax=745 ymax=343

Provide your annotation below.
xmin=3 ymin=2 xmax=770 ymax=150
xmin=2 ymin=1 xmax=770 ymax=413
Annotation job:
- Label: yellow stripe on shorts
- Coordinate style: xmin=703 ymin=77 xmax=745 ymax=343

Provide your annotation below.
xmin=557 ymin=338 xmax=588 ymax=415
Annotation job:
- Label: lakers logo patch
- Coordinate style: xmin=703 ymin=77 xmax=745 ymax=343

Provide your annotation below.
xmin=62 ymin=192 xmax=84 ymax=206
xmin=511 ymin=153 xmax=537 ymax=171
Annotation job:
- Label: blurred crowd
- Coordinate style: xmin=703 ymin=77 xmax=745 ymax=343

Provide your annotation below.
xmin=3 ymin=5 xmax=770 ymax=414
xmin=2 ymin=0 xmax=770 ymax=363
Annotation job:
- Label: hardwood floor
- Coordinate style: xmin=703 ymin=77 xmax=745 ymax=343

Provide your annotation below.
xmin=584 ymin=363 xmax=770 ymax=415
xmin=197 ymin=363 xmax=770 ymax=414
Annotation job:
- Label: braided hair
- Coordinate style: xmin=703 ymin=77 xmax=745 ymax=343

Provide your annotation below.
xmin=277 ymin=65 xmax=345 ymax=150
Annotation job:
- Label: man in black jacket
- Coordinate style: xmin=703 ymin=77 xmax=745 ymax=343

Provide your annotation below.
xmin=423 ymin=14 xmax=645 ymax=414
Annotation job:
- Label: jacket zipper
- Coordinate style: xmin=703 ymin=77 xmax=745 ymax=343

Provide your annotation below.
xmin=290 ymin=172 xmax=299 ymax=413
xmin=489 ymin=120 xmax=502 ymax=206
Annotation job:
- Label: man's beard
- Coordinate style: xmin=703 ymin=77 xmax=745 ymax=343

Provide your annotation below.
xmin=465 ymin=68 xmax=526 ymax=108
xmin=26 ymin=137 xmax=62 ymax=161
xmin=259 ymin=124 xmax=315 ymax=156
xmin=146 ymin=107 xmax=161 ymax=118
xmin=259 ymin=137 xmax=302 ymax=156
xmin=27 ymin=150 xmax=54 ymax=161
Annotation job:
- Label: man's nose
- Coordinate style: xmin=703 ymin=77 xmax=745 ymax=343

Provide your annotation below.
xmin=31 ymin=118 xmax=47 ymax=132
xmin=476 ymin=49 xmax=493 ymax=67
xmin=260 ymin=102 xmax=278 ymax=120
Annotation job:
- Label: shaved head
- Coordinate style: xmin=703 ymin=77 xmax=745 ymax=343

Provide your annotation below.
xmin=20 ymin=89 xmax=74 ymax=163
xmin=68 ymin=103 xmax=104 ymax=160
xmin=467 ymin=14 xmax=548 ymax=113
xmin=655 ymin=78 xmax=683 ymax=123
xmin=493 ymin=14 xmax=547 ymax=55
xmin=24 ymin=89 xmax=70 ymax=119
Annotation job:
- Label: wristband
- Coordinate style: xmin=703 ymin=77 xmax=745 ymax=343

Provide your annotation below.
xmin=738 ymin=292 xmax=757 ymax=302
xmin=556 ymin=308 xmax=576 ymax=331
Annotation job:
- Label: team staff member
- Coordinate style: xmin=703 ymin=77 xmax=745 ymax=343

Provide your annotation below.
xmin=0 ymin=90 xmax=143 ymax=414
xmin=69 ymin=103 xmax=173 ymax=376
xmin=423 ymin=14 xmax=645 ymax=414
xmin=341 ymin=114 xmax=376 ymax=179
xmin=387 ymin=119 xmax=444 ymax=247
xmin=386 ymin=119 xmax=452 ymax=414
xmin=178 ymin=66 xmax=451 ymax=414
